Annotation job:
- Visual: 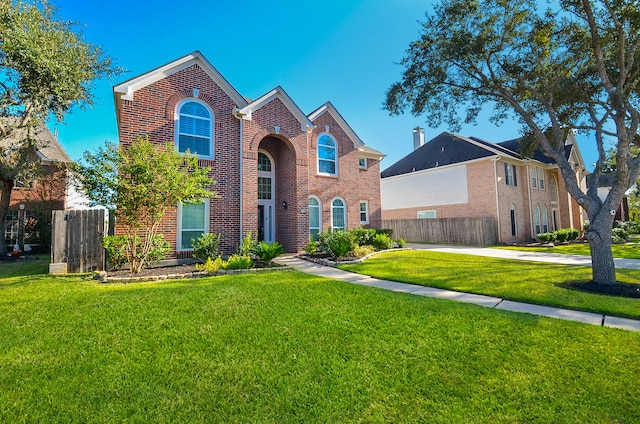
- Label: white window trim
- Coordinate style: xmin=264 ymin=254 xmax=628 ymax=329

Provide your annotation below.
xmin=359 ymin=157 xmax=367 ymax=169
xmin=538 ymin=168 xmax=545 ymax=190
xmin=331 ymin=196 xmax=347 ymax=231
xmin=417 ymin=210 xmax=436 ymax=219
xmin=177 ymin=199 xmax=210 ymax=251
xmin=175 ymin=98 xmax=214 ymax=160
xmin=317 ymin=133 xmax=338 ymax=177
xmin=531 ymin=166 xmax=538 ymax=189
xmin=359 ymin=200 xmax=369 ymax=224
xmin=534 ymin=204 xmax=541 ymax=235
xmin=309 ymin=195 xmax=322 ymax=239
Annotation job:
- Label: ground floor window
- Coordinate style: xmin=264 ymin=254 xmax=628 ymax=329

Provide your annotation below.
xmin=417 ymin=210 xmax=436 ymax=219
xmin=542 ymin=205 xmax=549 ymax=233
xmin=3 ymin=210 xmax=18 ymax=248
xmin=510 ymin=204 xmax=517 ymax=237
xmin=309 ymin=196 xmax=321 ymax=240
xmin=331 ymin=198 xmax=346 ymax=231
xmin=534 ymin=204 xmax=541 ymax=235
xmin=359 ymin=201 xmax=369 ymax=225
xmin=178 ymin=200 xmax=209 ymax=250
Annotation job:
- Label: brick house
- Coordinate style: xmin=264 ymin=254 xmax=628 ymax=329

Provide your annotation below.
xmin=113 ymin=51 xmax=384 ymax=258
xmin=1 ymin=123 xmax=73 ymax=252
xmin=381 ymin=129 xmax=587 ymax=243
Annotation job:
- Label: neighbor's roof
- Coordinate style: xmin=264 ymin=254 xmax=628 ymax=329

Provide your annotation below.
xmin=0 ymin=118 xmax=72 ymax=163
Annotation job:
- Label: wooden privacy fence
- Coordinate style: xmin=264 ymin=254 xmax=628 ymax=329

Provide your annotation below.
xmin=51 ymin=209 xmax=106 ymax=273
xmin=383 ymin=217 xmax=498 ymax=246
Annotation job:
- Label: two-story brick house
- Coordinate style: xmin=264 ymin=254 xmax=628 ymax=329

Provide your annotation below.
xmin=381 ymin=129 xmax=586 ymax=243
xmin=113 ymin=51 xmax=384 ymax=258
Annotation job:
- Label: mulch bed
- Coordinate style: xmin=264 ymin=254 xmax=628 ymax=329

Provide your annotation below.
xmin=560 ymin=281 xmax=640 ymax=299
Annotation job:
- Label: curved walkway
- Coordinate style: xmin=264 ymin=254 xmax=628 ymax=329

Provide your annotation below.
xmin=276 ymin=248 xmax=640 ymax=333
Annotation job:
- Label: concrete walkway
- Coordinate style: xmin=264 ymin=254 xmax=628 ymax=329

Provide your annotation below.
xmin=406 ymin=243 xmax=640 ymax=270
xmin=275 ymin=250 xmax=640 ymax=333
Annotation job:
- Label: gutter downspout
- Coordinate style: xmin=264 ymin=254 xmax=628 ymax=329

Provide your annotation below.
xmin=493 ymin=157 xmax=501 ymax=243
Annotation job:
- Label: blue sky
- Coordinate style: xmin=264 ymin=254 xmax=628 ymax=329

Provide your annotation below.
xmin=50 ymin=0 xmax=598 ymax=171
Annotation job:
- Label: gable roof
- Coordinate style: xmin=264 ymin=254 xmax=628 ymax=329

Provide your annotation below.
xmin=113 ymin=51 xmax=248 ymax=125
xmin=381 ymin=132 xmax=496 ymax=178
xmin=235 ymin=86 xmax=314 ymax=132
xmin=0 ymin=118 xmax=72 ymax=164
xmin=308 ymin=102 xmax=384 ymax=160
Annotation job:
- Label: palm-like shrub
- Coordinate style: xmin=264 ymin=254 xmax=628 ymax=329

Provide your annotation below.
xmin=251 ymin=241 xmax=285 ymax=265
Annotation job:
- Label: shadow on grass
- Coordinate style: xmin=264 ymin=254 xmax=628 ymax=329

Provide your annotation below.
xmin=557 ymin=281 xmax=640 ymax=298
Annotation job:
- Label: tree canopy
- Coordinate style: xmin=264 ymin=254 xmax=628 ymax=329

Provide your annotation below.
xmin=0 ymin=0 xmax=121 ymax=254
xmin=386 ymin=0 xmax=640 ymax=284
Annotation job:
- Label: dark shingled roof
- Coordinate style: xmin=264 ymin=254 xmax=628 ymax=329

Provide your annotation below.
xmin=382 ymin=131 xmax=575 ymax=179
xmin=380 ymin=132 xmax=496 ymax=178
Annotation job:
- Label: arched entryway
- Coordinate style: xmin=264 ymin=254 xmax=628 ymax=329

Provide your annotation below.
xmin=255 ymin=135 xmax=299 ymax=250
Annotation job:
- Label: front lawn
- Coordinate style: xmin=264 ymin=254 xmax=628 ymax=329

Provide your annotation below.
xmin=1 ymin=265 xmax=639 ymax=422
xmin=339 ymin=250 xmax=640 ymax=319
xmin=493 ymin=241 xmax=640 ymax=260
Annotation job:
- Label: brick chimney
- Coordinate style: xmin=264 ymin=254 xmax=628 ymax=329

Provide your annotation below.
xmin=413 ymin=127 xmax=425 ymax=150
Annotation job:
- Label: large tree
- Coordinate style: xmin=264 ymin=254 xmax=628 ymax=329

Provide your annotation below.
xmin=385 ymin=0 xmax=640 ymax=285
xmin=0 ymin=0 xmax=119 ymax=255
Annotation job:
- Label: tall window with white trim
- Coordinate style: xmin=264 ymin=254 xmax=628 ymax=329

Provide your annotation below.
xmin=542 ymin=204 xmax=549 ymax=233
xmin=309 ymin=196 xmax=321 ymax=240
xmin=359 ymin=201 xmax=369 ymax=225
xmin=178 ymin=200 xmax=209 ymax=250
xmin=176 ymin=100 xmax=213 ymax=158
xmin=534 ymin=204 xmax=541 ymax=235
xmin=331 ymin=198 xmax=346 ymax=231
xmin=318 ymin=134 xmax=337 ymax=175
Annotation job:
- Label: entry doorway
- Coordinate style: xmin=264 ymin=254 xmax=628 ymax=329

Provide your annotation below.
xmin=257 ymin=150 xmax=275 ymax=242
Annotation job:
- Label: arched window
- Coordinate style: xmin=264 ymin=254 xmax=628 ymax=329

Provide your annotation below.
xmin=331 ymin=197 xmax=346 ymax=231
xmin=176 ymin=100 xmax=213 ymax=158
xmin=318 ymin=134 xmax=337 ymax=176
xmin=510 ymin=204 xmax=517 ymax=237
xmin=542 ymin=204 xmax=549 ymax=233
xmin=309 ymin=196 xmax=321 ymax=240
xmin=534 ymin=204 xmax=541 ymax=235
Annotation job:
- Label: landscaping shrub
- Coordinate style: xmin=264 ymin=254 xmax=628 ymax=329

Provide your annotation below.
xmin=102 ymin=235 xmax=128 ymax=270
xmin=628 ymin=222 xmax=640 ymax=234
xmin=251 ymin=241 xmax=285 ymax=265
xmin=350 ymin=228 xmax=377 ymax=246
xmin=195 ymin=256 xmax=223 ymax=274
xmin=612 ymin=227 xmax=629 ymax=243
xmin=375 ymin=228 xmax=394 ymax=238
xmin=566 ymin=228 xmax=579 ymax=241
xmin=395 ymin=238 xmax=406 ymax=248
xmin=303 ymin=238 xmax=319 ymax=255
xmin=537 ymin=232 xmax=556 ymax=243
xmin=554 ymin=228 xmax=570 ymax=243
xmin=103 ymin=235 xmax=169 ymax=270
xmin=352 ymin=245 xmax=375 ymax=258
xmin=191 ymin=233 xmax=221 ymax=263
xmin=372 ymin=233 xmax=394 ymax=250
xmin=222 ymin=254 xmax=254 ymax=270
xmin=239 ymin=231 xmax=256 ymax=256
xmin=583 ymin=220 xmax=590 ymax=233
xmin=319 ymin=230 xmax=356 ymax=259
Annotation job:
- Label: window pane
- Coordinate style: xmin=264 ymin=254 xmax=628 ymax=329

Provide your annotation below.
xmin=319 ymin=160 xmax=336 ymax=174
xmin=318 ymin=145 xmax=336 ymax=160
xmin=258 ymin=152 xmax=272 ymax=172
xmin=178 ymin=135 xmax=210 ymax=156
xmin=258 ymin=177 xmax=272 ymax=200
xmin=182 ymin=230 xmax=203 ymax=250
xmin=182 ymin=203 xmax=205 ymax=229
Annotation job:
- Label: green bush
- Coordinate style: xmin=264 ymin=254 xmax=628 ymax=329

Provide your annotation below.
xmin=566 ymin=228 xmax=579 ymax=241
xmin=222 ymin=254 xmax=254 ymax=270
xmin=554 ymin=228 xmax=570 ymax=243
xmin=372 ymin=233 xmax=394 ymax=250
xmin=352 ymin=245 xmax=375 ymax=258
xmin=395 ymin=238 xmax=406 ymax=248
xmin=103 ymin=235 xmax=128 ymax=270
xmin=537 ymin=233 xmax=555 ymax=243
xmin=303 ymin=238 xmax=319 ymax=255
xmin=146 ymin=235 xmax=171 ymax=265
xmin=191 ymin=233 xmax=221 ymax=263
xmin=319 ymin=230 xmax=357 ymax=259
xmin=251 ymin=241 xmax=285 ymax=265
xmin=583 ymin=220 xmax=590 ymax=233
xmin=350 ymin=228 xmax=377 ymax=246
xmin=238 ymin=231 xmax=256 ymax=256
xmin=195 ymin=256 xmax=223 ymax=274
xmin=376 ymin=228 xmax=394 ymax=238
xmin=628 ymin=222 xmax=640 ymax=234
xmin=612 ymin=227 xmax=629 ymax=243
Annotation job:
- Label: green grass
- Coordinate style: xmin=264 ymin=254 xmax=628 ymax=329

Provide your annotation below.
xmin=1 ymin=263 xmax=639 ymax=422
xmin=493 ymin=241 xmax=640 ymax=260
xmin=339 ymin=250 xmax=640 ymax=320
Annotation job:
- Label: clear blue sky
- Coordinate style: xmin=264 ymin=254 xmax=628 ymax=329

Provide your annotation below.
xmin=50 ymin=0 xmax=598 ymax=171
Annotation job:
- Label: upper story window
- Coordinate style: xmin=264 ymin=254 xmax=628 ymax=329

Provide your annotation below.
xmin=359 ymin=157 xmax=367 ymax=169
xmin=505 ymin=163 xmax=517 ymax=186
xmin=531 ymin=167 xmax=538 ymax=189
xmin=550 ymin=176 xmax=558 ymax=201
xmin=318 ymin=134 xmax=337 ymax=176
xmin=538 ymin=169 xmax=545 ymax=190
xmin=176 ymin=100 xmax=213 ymax=159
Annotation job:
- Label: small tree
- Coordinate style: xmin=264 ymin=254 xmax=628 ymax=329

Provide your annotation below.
xmin=76 ymin=137 xmax=216 ymax=273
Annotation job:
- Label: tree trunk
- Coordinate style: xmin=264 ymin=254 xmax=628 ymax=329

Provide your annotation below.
xmin=0 ymin=181 xmax=14 ymax=255
xmin=587 ymin=214 xmax=617 ymax=285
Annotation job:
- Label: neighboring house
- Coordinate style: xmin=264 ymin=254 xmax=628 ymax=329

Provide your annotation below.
xmin=1 ymin=124 xmax=73 ymax=251
xmin=585 ymin=173 xmax=630 ymax=221
xmin=113 ymin=51 xmax=384 ymax=258
xmin=381 ymin=128 xmax=587 ymax=243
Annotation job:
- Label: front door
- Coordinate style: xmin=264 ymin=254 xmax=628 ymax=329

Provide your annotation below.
xmin=257 ymin=204 xmax=273 ymax=242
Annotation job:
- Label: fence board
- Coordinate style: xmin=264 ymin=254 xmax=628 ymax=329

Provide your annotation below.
xmin=382 ymin=217 xmax=497 ymax=246
xmin=50 ymin=209 xmax=105 ymax=273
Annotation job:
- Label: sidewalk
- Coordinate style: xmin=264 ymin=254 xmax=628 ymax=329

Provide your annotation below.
xmin=406 ymin=243 xmax=640 ymax=270
xmin=275 ymin=252 xmax=640 ymax=333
